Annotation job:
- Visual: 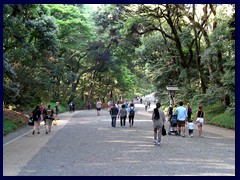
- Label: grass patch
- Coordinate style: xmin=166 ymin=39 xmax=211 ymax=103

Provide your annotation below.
xmin=204 ymin=103 xmax=234 ymax=129
xmin=3 ymin=119 xmax=24 ymax=136
xmin=209 ymin=111 xmax=235 ymax=129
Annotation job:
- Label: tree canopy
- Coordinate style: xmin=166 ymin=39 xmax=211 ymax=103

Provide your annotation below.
xmin=3 ymin=4 xmax=235 ymax=110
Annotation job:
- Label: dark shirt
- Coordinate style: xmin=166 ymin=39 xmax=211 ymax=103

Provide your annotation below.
xmin=197 ymin=110 xmax=204 ymax=118
xmin=32 ymin=109 xmax=41 ymax=120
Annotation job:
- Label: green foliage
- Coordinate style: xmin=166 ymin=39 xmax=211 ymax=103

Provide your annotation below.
xmin=3 ymin=119 xmax=24 ymax=136
xmin=3 ymin=4 xmax=235 ymax=119
xmin=204 ymin=103 xmax=235 ymax=129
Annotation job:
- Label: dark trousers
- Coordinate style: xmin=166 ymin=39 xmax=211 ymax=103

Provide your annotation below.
xmin=111 ymin=117 xmax=117 ymax=127
xmin=189 ymin=129 xmax=193 ymax=136
xmin=120 ymin=116 xmax=126 ymax=126
xmin=129 ymin=116 xmax=134 ymax=126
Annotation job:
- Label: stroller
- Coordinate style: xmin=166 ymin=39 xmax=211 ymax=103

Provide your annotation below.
xmin=168 ymin=114 xmax=178 ymax=135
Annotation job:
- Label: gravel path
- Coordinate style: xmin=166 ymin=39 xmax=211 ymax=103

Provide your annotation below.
xmin=3 ymin=98 xmax=235 ymax=176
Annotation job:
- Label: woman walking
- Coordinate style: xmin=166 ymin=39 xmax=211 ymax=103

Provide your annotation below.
xmin=194 ymin=104 xmax=206 ymax=137
xmin=152 ymin=102 xmax=166 ymax=146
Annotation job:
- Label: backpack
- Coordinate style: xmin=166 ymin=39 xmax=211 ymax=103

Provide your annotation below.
xmin=46 ymin=109 xmax=52 ymax=119
xmin=129 ymin=108 xmax=135 ymax=116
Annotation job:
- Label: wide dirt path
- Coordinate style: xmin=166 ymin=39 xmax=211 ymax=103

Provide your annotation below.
xmin=3 ymin=99 xmax=235 ymax=176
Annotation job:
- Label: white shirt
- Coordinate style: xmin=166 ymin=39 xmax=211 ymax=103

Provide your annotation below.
xmin=96 ymin=101 xmax=102 ymax=108
xmin=188 ymin=122 xmax=195 ymax=130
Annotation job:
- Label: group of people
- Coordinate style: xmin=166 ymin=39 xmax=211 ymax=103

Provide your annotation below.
xmin=96 ymin=98 xmax=136 ymax=127
xmin=167 ymin=102 xmax=206 ymax=138
xmin=152 ymin=101 xmax=206 ymax=146
xmin=109 ymin=102 xmax=136 ymax=127
xmin=31 ymin=102 xmax=59 ymax=135
xmin=95 ymin=97 xmax=206 ymax=147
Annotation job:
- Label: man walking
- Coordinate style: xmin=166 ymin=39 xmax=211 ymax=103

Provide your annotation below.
xmin=110 ymin=102 xmax=119 ymax=127
xmin=173 ymin=101 xmax=188 ymax=137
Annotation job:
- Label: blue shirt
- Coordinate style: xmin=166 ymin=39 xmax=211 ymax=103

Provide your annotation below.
xmin=174 ymin=106 xmax=188 ymax=121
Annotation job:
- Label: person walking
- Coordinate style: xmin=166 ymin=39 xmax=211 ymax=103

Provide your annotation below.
xmin=167 ymin=104 xmax=173 ymax=121
xmin=173 ymin=101 xmax=188 ymax=137
xmin=110 ymin=102 xmax=119 ymax=127
xmin=119 ymin=104 xmax=127 ymax=126
xmin=152 ymin=102 xmax=166 ymax=146
xmin=107 ymin=101 xmax=111 ymax=112
xmin=144 ymin=100 xmax=148 ymax=111
xmin=32 ymin=105 xmax=41 ymax=135
xmin=124 ymin=100 xmax=129 ymax=109
xmin=96 ymin=99 xmax=102 ymax=116
xmin=128 ymin=103 xmax=135 ymax=127
xmin=194 ymin=104 xmax=206 ymax=137
xmin=55 ymin=102 xmax=60 ymax=120
xmin=187 ymin=103 xmax=192 ymax=122
xmin=44 ymin=105 xmax=54 ymax=134
xmin=187 ymin=120 xmax=195 ymax=137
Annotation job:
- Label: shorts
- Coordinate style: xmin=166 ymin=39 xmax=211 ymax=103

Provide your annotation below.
xmin=177 ymin=120 xmax=186 ymax=127
xmin=45 ymin=119 xmax=53 ymax=126
xmin=97 ymin=108 xmax=101 ymax=111
xmin=196 ymin=118 xmax=204 ymax=125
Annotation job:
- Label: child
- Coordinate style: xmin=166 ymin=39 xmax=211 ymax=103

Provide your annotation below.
xmin=187 ymin=120 xmax=195 ymax=137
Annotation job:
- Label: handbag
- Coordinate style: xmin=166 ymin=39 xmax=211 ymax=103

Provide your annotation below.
xmin=53 ymin=119 xmax=57 ymax=126
xmin=162 ymin=125 xmax=166 ymax=136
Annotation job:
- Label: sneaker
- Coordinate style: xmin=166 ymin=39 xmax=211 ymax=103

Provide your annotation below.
xmin=37 ymin=132 xmax=40 ymax=134
xmin=46 ymin=132 xmax=48 ymax=134
xmin=154 ymin=140 xmax=158 ymax=145
xmin=182 ymin=134 xmax=185 ymax=138
xmin=32 ymin=131 xmax=35 ymax=135
xmin=157 ymin=142 xmax=160 ymax=146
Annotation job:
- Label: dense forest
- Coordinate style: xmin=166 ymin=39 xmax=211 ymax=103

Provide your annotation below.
xmin=3 ymin=4 xmax=235 ymax=111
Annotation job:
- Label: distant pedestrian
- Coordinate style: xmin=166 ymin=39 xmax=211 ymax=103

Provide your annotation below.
xmin=173 ymin=101 xmax=188 ymax=137
xmin=187 ymin=103 xmax=192 ymax=122
xmin=32 ymin=105 xmax=41 ymax=135
xmin=152 ymin=102 xmax=166 ymax=146
xmin=119 ymin=104 xmax=127 ymax=126
xmin=55 ymin=102 xmax=60 ymax=120
xmin=39 ymin=103 xmax=44 ymax=121
xmin=167 ymin=104 xmax=173 ymax=121
xmin=128 ymin=103 xmax=135 ymax=127
xmin=96 ymin=99 xmax=102 ymax=116
xmin=107 ymin=101 xmax=111 ymax=112
xmin=69 ymin=101 xmax=74 ymax=113
xmin=148 ymin=101 xmax=151 ymax=108
xmin=144 ymin=100 xmax=148 ymax=111
xmin=124 ymin=100 xmax=129 ymax=109
xmin=87 ymin=103 xmax=91 ymax=110
xmin=43 ymin=105 xmax=54 ymax=134
xmin=194 ymin=104 xmax=206 ymax=138
xmin=110 ymin=102 xmax=119 ymax=127
xmin=187 ymin=120 xmax=195 ymax=137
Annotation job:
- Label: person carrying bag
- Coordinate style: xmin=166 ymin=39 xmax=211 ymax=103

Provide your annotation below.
xmin=151 ymin=102 xmax=166 ymax=146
